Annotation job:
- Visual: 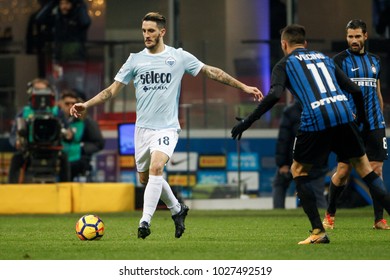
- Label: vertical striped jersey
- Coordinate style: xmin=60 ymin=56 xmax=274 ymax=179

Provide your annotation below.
xmin=273 ymin=48 xmax=356 ymax=131
xmin=333 ymin=49 xmax=385 ymax=130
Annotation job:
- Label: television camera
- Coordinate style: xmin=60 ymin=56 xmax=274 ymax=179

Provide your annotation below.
xmin=16 ymin=87 xmax=70 ymax=183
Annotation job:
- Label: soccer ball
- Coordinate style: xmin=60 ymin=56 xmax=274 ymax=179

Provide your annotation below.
xmin=75 ymin=214 xmax=105 ymax=240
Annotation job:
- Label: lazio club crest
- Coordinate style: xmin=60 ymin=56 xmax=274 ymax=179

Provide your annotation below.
xmin=166 ymin=57 xmax=176 ymax=67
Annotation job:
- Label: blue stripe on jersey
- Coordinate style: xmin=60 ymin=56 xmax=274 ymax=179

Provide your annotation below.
xmin=336 ymin=50 xmax=385 ymax=130
xmin=285 ymin=49 xmax=354 ymax=132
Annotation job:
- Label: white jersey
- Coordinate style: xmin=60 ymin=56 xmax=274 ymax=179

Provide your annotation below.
xmin=115 ymin=45 xmax=204 ymax=130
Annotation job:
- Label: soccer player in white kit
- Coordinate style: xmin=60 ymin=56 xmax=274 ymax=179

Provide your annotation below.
xmin=70 ymin=12 xmax=263 ymax=239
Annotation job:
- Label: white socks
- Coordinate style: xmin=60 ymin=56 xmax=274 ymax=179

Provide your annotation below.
xmin=160 ymin=178 xmax=181 ymax=215
xmin=140 ymin=175 xmax=163 ymax=224
xmin=140 ymin=175 xmax=181 ymax=225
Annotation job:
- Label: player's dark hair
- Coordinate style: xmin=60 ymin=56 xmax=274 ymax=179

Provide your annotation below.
xmin=280 ymin=24 xmax=306 ymax=45
xmin=143 ymin=12 xmax=166 ymax=29
xmin=60 ymin=89 xmax=78 ymax=100
xmin=346 ymin=19 xmax=367 ymax=33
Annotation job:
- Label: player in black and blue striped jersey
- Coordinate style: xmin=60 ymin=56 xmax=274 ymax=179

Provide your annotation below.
xmin=231 ymin=24 xmax=390 ymax=244
xmin=323 ymin=19 xmax=389 ymax=230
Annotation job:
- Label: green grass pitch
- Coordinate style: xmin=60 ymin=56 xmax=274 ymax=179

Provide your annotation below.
xmin=0 ymin=207 xmax=389 ymax=260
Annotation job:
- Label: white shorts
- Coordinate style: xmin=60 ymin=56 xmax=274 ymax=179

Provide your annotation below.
xmin=135 ymin=127 xmax=179 ymax=172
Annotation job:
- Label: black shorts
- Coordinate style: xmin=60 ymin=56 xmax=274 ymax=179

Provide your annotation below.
xmin=293 ymin=122 xmax=365 ymax=166
xmin=362 ymin=128 xmax=388 ymax=161
xmin=339 ymin=128 xmax=388 ymax=163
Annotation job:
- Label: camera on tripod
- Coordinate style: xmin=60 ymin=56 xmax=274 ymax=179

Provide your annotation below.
xmin=15 ymin=87 xmax=69 ymax=183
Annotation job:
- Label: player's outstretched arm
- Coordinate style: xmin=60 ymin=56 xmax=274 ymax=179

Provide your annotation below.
xmin=231 ymin=85 xmax=283 ymax=140
xmin=231 ymin=117 xmax=252 ymax=140
xmin=200 ymin=64 xmax=263 ymax=101
xmin=70 ymin=81 xmax=125 ymax=118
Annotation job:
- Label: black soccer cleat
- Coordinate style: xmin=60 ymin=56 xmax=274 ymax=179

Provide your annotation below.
xmin=137 ymin=221 xmax=151 ymax=239
xmin=171 ymin=203 xmax=189 ymax=238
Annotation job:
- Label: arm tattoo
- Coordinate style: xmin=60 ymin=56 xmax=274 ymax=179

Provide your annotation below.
xmin=207 ymin=66 xmax=241 ymax=89
xmin=100 ymin=89 xmax=112 ymax=102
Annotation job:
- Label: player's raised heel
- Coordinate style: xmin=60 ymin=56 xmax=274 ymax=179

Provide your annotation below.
xmin=138 ymin=221 xmax=151 ymax=239
xmin=172 ymin=203 xmax=189 ymax=238
xmin=322 ymin=212 xmax=335 ymax=230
